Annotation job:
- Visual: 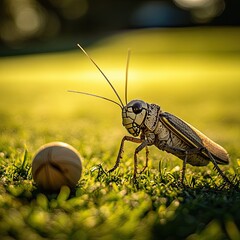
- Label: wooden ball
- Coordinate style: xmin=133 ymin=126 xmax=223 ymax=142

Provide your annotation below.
xmin=32 ymin=142 xmax=82 ymax=192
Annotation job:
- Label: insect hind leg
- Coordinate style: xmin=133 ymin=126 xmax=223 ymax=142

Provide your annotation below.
xmin=206 ymin=149 xmax=236 ymax=188
xmin=181 ymin=147 xmax=236 ymax=189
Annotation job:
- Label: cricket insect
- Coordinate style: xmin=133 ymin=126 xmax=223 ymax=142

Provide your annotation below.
xmin=69 ymin=44 xmax=236 ymax=187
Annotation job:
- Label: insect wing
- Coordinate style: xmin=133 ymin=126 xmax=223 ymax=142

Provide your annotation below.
xmin=160 ymin=112 xmax=203 ymax=148
xmin=160 ymin=112 xmax=229 ymax=165
xmin=188 ymin=123 xmax=229 ymax=164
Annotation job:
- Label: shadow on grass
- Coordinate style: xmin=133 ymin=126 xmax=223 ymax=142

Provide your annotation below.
xmin=151 ymin=184 xmax=240 ymax=240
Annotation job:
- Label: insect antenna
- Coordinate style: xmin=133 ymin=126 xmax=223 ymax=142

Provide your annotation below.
xmin=77 ymin=44 xmax=124 ymax=108
xmin=68 ymin=90 xmax=122 ymax=109
xmin=125 ymin=49 xmax=131 ymax=105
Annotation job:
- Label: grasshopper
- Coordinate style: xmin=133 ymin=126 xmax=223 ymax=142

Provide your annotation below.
xmin=69 ymin=44 xmax=234 ymax=187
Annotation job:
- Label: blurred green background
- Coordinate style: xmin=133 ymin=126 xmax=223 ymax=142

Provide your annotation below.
xmin=1 ymin=27 xmax=240 ymax=155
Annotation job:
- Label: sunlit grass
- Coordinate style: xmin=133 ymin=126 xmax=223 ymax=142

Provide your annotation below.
xmin=0 ymin=27 xmax=240 ymax=239
xmin=1 ymin=28 xmax=239 ymax=154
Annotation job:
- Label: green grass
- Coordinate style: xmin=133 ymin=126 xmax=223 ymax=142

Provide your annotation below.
xmin=0 ymin=27 xmax=240 ymax=239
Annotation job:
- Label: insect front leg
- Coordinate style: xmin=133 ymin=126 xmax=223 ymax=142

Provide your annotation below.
xmin=133 ymin=140 xmax=149 ymax=178
xmin=138 ymin=146 xmax=149 ymax=174
xmin=108 ymin=136 xmax=142 ymax=173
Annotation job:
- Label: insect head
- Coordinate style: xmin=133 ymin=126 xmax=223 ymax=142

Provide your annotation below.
xmin=122 ymin=100 xmax=148 ymax=136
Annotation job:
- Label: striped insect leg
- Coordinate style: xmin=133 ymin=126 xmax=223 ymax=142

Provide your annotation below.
xmin=138 ymin=146 xmax=149 ymax=174
xmin=206 ymin=149 xmax=235 ymax=188
xmin=182 ymin=153 xmax=187 ymax=186
xmin=133 ymin=140 xmax=148 ymax=178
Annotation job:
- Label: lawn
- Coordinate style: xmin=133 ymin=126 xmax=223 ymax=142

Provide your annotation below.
xmin=0 ymin=27 xmax=240 ymax=239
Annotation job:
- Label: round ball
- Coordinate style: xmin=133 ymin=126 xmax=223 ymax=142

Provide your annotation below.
xmin=32 ymin=142 xmax=82 ymax=192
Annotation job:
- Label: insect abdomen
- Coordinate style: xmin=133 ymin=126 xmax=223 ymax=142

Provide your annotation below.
xmin=153 ymin=120 xmax=209 ymax=166
xmin=157 ymin=112 xmax=229 ymax=166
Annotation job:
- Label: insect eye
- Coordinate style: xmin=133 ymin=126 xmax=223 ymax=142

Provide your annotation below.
xmin=132 ymin=102 xmax=143 ymax=114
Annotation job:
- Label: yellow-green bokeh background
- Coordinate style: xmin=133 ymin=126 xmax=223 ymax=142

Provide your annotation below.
xmin=1 ymin=27 xmax=240 ymax=167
